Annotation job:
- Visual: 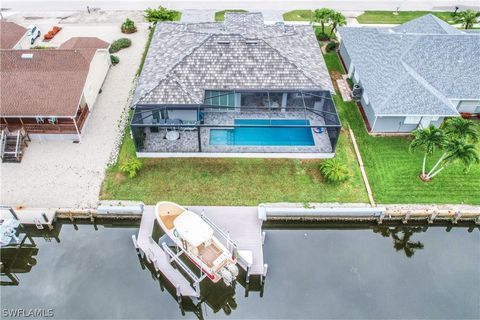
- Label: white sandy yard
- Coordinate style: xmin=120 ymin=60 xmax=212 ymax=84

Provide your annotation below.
xmin=0 ymin=15 xmax=148 ymax=208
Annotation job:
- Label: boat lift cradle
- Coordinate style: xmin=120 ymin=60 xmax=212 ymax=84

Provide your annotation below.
xmin=133 ymin=206 xmax=254 ymax=302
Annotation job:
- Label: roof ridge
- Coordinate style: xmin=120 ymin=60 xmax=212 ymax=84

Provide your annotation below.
xmin=261 ymin=38 xmax=320 ymax=88
xmin=428 ymin=14 xmax=457 ymax=34
xmin=134 ymin=33 xmax=214 ymax=105
xmin=400 ymin=60 xmax=456 ymax=111
xmin=171 ymin=76 xmax=203 ymax=104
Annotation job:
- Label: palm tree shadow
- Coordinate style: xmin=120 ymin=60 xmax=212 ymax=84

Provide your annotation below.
xmin=373 ymin=226 xmax=425 ymax=258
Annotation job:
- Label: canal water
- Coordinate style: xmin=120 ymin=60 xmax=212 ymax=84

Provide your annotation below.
xmin=1 ymin=223 xmax=479 ymax=319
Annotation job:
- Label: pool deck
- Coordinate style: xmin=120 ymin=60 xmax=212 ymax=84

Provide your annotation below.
xmin=142 ymin=110 xmax=333 ymax=154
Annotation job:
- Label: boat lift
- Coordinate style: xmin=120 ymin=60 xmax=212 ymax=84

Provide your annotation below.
xmin=134 ymin=205 xmax=265 ymax=304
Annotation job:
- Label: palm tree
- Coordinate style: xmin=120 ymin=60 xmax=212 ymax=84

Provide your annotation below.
xmin=312 ymin=8 xmax=334 ymax=34
xmin=426 ymin=138 xmax=480 ymax=179
xmin=329 ymin=11 xmax=347 ymax=36
xmin=410 ymin=125 xmax=446 ymax=179
xmin=390 ymin=228 xmax=424 ymax=258
xmin=444 ymin=117 xmax=479 ymax=143
xmin=455 ymin=9 xmax=480 ymax=29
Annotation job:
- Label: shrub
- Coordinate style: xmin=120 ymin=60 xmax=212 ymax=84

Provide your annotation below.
xmin=121 ymin=18 xmax=137 ymax=33
xmin=326 ymin=41 xmax=337 ymax=52
xmin=319 ymin=158 xmax=349 ymax=183
xmin=144 ymin=6 xmax=181 ymax=23
xmin=120 ymin=158 xmax=143 ymax=178
xmin=315 ymin=28 xmax=330 ymax=41
xmin=110 ymin=55 xmax=120 ymax=65
xmin=109 ymin=38 xmax=132 ymax=53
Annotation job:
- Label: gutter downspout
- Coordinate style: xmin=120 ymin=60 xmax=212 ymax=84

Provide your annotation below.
xmin=73 ymin=117 xmax=82 ymax=143
xmin=371 ymin=116 xmax=377 ymax=133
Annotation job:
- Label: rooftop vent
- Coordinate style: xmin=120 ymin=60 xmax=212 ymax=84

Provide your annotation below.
xmin=246 ymin=40 xmax=258 ymax=45
xmin=217 ymin=40 xmax=231 ymax=45
xmin=21 ymin=53 xmax=33 ymax=60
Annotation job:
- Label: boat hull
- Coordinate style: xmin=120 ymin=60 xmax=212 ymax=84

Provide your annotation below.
xmin=155 ymin=201 xmax=225 ymax=283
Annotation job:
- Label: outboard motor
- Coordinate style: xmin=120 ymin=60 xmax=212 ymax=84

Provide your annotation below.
xmin=220 ymin=268 xmax=234 ymax=286
xmin=226 ymin=263 xmax=239 ymax=277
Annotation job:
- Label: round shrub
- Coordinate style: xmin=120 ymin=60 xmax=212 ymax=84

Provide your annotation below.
xmin=315 ymin=28 xmax=330 ymax=41
xmin=319 ymin=158 xmax=349 ymax=183
xmin=121 ymin=18 xmax=137 ymax=34
xmin=109 ymin=38 xmax=132 ymax=53
xmin=326 ymin=41 xmax=337 ymax=52
xmin=120 ymin=158 xmax=143 ymax=178
xmin=110 ymin=55 xmax=120 ymax=65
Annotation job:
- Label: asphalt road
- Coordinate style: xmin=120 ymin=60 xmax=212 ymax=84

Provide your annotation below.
xmin=1 ymin=0 xmax=479 ymax=12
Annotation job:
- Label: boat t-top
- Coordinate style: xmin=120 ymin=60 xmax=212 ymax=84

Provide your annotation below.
xmin=155 ymin=201 xmax=239 ymax=285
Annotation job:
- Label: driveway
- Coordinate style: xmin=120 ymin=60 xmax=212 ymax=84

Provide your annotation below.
xmin=0 ymin=22 xmax=148 ymax=208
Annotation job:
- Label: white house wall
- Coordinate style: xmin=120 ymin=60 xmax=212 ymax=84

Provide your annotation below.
xmin=14 ymin=34 xmax=31 ymax=49
xmin=372 ymin=116 xmax=445 ymax=133
xmin=82 ymin=49 xmax=110 ymax=111
xmin=455 ymin=100 xmax=480 ymax=114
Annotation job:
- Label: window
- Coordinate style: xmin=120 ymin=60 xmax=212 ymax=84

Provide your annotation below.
xmin=204 ymin=91 xmax=235 ymax=107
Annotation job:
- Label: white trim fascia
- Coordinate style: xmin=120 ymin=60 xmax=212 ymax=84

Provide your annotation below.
xmin=375 ymin=112 xmax=459 ymax=117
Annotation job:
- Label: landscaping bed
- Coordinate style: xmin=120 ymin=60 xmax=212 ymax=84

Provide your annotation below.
xmin=323 ymin=51 xmax=480 ymax=204
xmin=356 ymin=11 xmax=454 ymax=24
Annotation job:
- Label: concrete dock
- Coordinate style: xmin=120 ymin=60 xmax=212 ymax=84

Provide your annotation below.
xmin=0 ymin=206 xmax=55 ymax=229
xmin=134 ymin=205 xmax=265 ymax=298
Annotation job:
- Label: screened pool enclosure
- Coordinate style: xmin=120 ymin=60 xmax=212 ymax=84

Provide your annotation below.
xmin=130 ymin=90 xmax=341 ymax=156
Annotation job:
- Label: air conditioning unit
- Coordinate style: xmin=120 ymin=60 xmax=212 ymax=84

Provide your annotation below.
xmin=352 ymin=84 xmax=363 ymax=100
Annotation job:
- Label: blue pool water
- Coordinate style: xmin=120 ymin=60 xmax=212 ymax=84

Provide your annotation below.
xmin=210 ymin=119 xmax=314 ymax=146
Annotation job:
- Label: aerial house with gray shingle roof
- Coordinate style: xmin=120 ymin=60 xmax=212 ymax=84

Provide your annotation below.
xmin=338 ymin=14 xmax=480 ymax=133
xmin=130 ymin=13 xmax=340 ymax=158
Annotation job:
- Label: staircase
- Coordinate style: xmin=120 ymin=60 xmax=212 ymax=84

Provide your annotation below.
xmin=0 ymin=128 xmax=29 ymax=163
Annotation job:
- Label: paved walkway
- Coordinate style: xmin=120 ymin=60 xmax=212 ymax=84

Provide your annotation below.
xmin=0 ymin=22 xmax=148 ymax=208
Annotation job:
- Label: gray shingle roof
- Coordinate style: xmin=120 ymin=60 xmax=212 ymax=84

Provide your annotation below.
xmin=338 ymin=14 xmax=479 ymax=116
xmin=391 ymin=14 xmax=463 ymax=35
xmin=133 ymin=13 xmax=333 ymax=105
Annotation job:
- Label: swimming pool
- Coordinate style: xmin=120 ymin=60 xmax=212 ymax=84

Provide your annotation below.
xmin=209 ymin=119 xmax=315 ymax=146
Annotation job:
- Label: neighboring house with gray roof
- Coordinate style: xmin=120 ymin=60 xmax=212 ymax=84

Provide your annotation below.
xmin=130 ymin=13 xmax=340 ymax=158
xmin=338 ymin=14 xmax=480 ymax=133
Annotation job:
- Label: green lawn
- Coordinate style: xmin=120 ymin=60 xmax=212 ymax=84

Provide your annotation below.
xmin=356 ymin=11 xmax=455 ymax=24
xmin=323 ymin=51 xmax=480 ymax=204
xmin=101 ymin=122 xmax=368 ymax=205
xmin=283 ymin=10 xmax=314 ymax=21
xmin=214 ymin=10 xmax=247 ymax=22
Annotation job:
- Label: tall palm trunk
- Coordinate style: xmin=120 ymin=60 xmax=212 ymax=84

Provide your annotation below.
xmin=426 ymin=152 xmax=447 ymax=177
xmin=330 ymin=23 xmax=337 ymax=36
xmin=421 ymin=154 xmax=427 ymax=176
xmin=426 ymin=161 xmax=450 ymax=179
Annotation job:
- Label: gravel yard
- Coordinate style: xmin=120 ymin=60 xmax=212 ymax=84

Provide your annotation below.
xmin=0 ymin=20 xmax=148 ymax=208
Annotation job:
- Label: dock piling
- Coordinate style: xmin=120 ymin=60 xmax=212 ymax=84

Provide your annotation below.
xmin=262 ymin=231 xmax=266 ymax=245
xmin=428 ymin=210 xmax=439 ymax=224
xmin=245 ymin=266 xmax=251 ymax=284
xmin=131 ymin=235 xmax=139 ymax=251
xmin=176 ymin=285 xmax=182 ymax=303
xmin=453 ymin=211 xmax=462 ymax=224
xmin=402 ymin=211 xmax=411 ymax=224
xmin=262 ymin=264 xmax=268 ymax=285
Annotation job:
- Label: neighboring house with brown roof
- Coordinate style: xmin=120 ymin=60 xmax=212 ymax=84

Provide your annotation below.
xmin=0 ymin=37 xmax=110 ymax=143
xmin=0 ymin=21 xmax=29 ymax=49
